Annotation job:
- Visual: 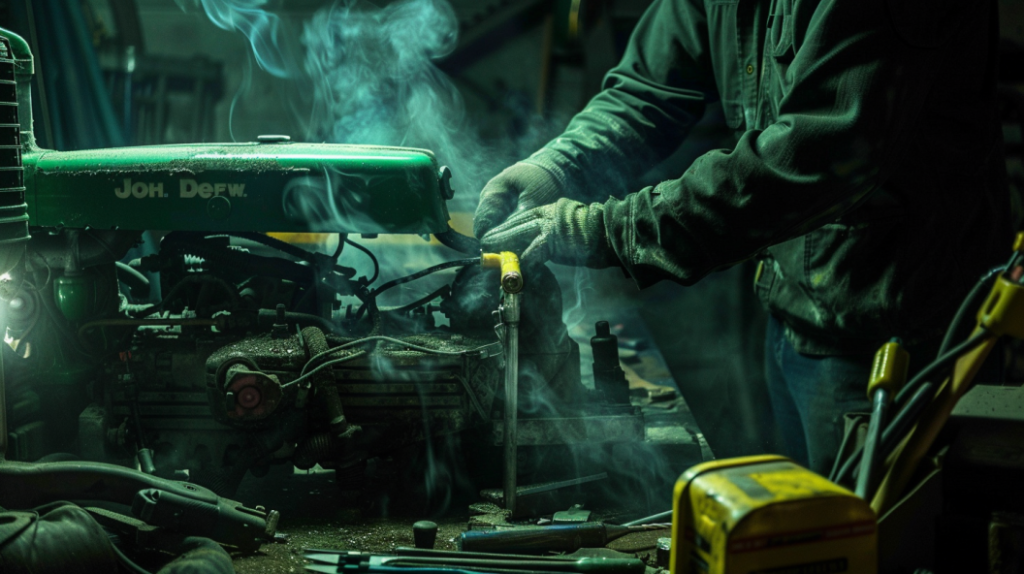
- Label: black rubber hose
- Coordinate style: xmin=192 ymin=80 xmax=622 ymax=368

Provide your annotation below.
xmin=160 ymin=238 xmax=314 ymax=285
xmin=380 ymin=284 xmax=450 ymax=315
xmin=190 ymin=231 xmax=357 ymax=278
xmin=834 ymin=381 xmax=936 ymax=486
xmin=354 ymin=258 xmax=479 ymax=321
xmin=894 ymin=330 xmax=991 ymax=406
xmin=369 ymin=258 xmax=479 ymax=300
xmin=939 ymin=266 xmax=1004 ymax=356
xmin=833 ymin=331 xmax=990 ymax=486
xmin=855 ymin=389 xmax=889 ymax=499
xmin=435 ymin=228 xmax=481 ymax=255
xmin=115 ymin=261 xmax=150 ymax=299
xmin=133 ymin=275 xmax=239 ymax=319
xmin=344 ymin=238 xmax=380 ymax=285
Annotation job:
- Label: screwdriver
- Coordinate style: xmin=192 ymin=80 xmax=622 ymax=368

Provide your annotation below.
xmin=457 ymin=522 xmax=664 ymax=554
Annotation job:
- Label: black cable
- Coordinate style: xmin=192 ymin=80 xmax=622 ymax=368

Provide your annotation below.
xmin=164 ymin=231 xmax=356 ymax=279
xmin=381 ymin=284 xmax=450 ymax=315
xmin=894 ymin=330 xmax=991 ymax=406
xmin=344 ymin=238 xmax=380 ymax=285
xmin=939 ymin=266 xmax=1004 ymax=356
xmin=332 ymin=233 xmax=346 ymax=262
xmin=833 ymin=330 xmax=991 ymax=485
xmin=131 ymin=275 xmax=239 ymax=319
xmin=828 ymin=422 xmax=858 ymax=481
xmin=354 ymin=258 xmax=479 ymax=320
xmin=370 ymin=258 xmax=479 ymax=299
xmin=434 ymin=228 xmax=481 ymax=255
xmin=835 ymin=381 xmax=936 ymax=486
xmin=855 ymin=389 xmax=889 ymax=499
xmin=115 ymin=261 xmax=150 ymax=299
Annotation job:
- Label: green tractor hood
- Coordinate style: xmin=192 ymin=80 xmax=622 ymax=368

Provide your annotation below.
xmin=2 ymin=26 xmax=454 ymax=235
xmin=24 ymin=142 xmax=453 ymax=234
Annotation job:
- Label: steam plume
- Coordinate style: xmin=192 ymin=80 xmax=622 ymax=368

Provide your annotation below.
xmin=175 ymin=0 xmax=292 ymax=78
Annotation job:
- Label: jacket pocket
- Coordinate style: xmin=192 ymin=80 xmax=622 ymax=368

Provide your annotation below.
xmin=801 ymin=210 xmax=907 ymax=337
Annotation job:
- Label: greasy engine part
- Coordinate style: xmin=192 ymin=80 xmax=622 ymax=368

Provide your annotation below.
xmin=0 ymin=25 xmax=618 ymax=507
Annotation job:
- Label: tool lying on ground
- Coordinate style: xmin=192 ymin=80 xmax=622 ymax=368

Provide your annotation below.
xmin=303 ymin=548 xmax=645 ymax=574
xmin=458 ymin=522 xmax=669 ymax=554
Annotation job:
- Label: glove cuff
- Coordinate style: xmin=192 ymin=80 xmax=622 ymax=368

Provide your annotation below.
xmin=520 ymin=150 xmax=581 ymax=201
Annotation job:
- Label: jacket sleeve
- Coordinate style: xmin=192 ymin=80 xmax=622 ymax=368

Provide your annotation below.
xmin=524 ymin=0 xmax=717 ymax=199
xmin=602 ymin=0 xmax=956 ymax=287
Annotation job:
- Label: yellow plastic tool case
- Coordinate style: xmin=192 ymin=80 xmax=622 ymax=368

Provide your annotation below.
xmin=671 ymin=455 xmax=877 ymax=574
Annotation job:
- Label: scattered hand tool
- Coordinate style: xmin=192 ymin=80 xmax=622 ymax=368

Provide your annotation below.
xmin=302 ymin=549 xmax=644 ymax=574
xmin=413 ymin=521 xmax=439 ymax=549
xmin=457 ymin=522 xmax=668 ymax=554
xmin=856 ymin=338 xmax=909 ymax=500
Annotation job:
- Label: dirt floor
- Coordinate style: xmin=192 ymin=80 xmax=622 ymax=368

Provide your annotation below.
xmin=228 ymin=468 xmax=668 ymax=574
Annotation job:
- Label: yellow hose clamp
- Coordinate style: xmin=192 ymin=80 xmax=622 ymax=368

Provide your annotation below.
xmin=481 ymin=252 xmax=523 ymax=294
xmin=1013 ymin=231 xmax=1024 ymax=253
xmin=978 ymin=275 xmax=1024 ymax=339
xmin=867 ymin=338 xmax=909 ymax=398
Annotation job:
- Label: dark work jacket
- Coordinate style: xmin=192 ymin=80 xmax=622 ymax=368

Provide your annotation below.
xmin=524 ymin=0 xmax=1011 ymax=354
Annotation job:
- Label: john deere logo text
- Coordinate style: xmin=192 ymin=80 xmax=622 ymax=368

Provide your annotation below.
xmin=114 ymin=178 xmax=246 ymax=199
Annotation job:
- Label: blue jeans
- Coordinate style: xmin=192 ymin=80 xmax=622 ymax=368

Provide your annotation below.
xmin=764 ymin=316 xmax=873 ymax=475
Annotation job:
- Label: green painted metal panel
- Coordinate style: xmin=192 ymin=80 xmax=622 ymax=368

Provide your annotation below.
xmin=24 ymin=142 xmax=451 ymax=234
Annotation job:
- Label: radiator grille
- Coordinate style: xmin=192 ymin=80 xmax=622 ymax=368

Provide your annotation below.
xmin=0 ymin=36 xmax=28 ymax=254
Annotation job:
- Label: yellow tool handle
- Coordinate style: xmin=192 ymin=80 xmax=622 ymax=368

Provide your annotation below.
xmin=867 ymin=339 xmax=909 ymax=399
xmin=871 ymin=334 xmax=997 ymax=514
xmin=481 ymin=252 xmax=523 ymax=294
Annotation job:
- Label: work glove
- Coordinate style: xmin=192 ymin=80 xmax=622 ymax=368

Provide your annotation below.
xmin=480 ymin=198 xmax=618 ymax=268
xmin=473 ymin=162 xmax=564 ymax=238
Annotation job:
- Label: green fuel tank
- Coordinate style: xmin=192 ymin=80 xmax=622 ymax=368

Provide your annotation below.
xmin=22 ymin=141 xmax=453 ymax=234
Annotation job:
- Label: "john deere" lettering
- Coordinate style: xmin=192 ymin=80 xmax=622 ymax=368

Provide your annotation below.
xmin=114 ymin=178 xmax=246 ymax=199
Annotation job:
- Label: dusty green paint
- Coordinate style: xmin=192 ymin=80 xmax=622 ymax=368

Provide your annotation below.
xmin=23 ymin=142 xmax=451 ymax=234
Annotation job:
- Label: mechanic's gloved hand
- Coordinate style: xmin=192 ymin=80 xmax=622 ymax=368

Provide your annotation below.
xmin=481 ymin=198 xmax=618 ymax=267
xmin=473 ymin=162 xmax=564 ymax=238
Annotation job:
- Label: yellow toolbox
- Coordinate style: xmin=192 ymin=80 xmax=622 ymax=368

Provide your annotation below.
xmin=671 ymin=455 xmax=876 ymax=574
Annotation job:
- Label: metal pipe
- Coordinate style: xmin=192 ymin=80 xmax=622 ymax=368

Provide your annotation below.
xmin=502 ymin=291 xmax=521 ymax=516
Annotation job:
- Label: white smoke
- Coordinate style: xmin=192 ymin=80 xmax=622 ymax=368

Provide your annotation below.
xmin=175 ymin=0 xmax=292 ymax=78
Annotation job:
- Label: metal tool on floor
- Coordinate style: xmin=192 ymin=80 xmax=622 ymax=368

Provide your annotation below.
xmin=457 ymin=522 xmax=669 ymax=554
xmin=413 ymin=520 xmax=439 ymax=549
xmin=483 ymin=252 xmax=524 ymax=517
xmin=302 ymin=548 xmax=645 ymax=574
